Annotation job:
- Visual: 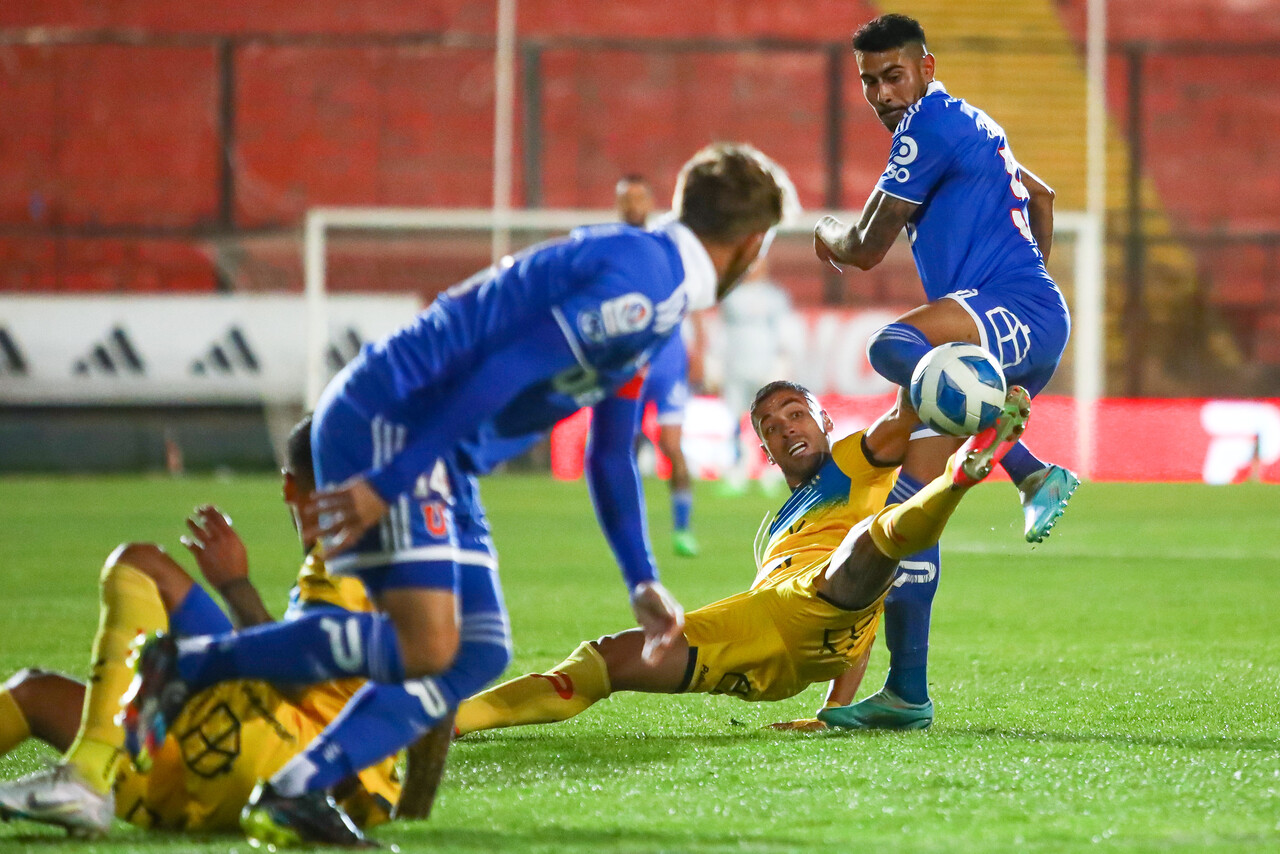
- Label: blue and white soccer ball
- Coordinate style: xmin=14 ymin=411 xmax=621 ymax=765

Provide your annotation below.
xmin=909 ymin=342 xmax=1007 ymax=437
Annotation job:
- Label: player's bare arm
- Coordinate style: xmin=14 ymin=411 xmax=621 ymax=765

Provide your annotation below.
xmin=182 ymin=505 xmax=273 ymax=628
xmin=814 ymin=190 xmax=918 ymax=271
xmin=1021 ymin=167 xmax=1056 ymax=261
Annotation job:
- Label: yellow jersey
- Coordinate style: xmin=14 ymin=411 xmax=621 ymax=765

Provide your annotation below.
xmin=752 ymin=431 xmax=897 ymax=590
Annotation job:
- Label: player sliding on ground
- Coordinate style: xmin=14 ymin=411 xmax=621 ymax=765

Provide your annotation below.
xmin=0 ymin=417 xmax=404 ymax=839
xmin=454 ymin=380 xmax=1029 ymax=736
xmin=122 ymin=144 xmax=795 ymax=848
xmin=811 ymin=13 xmax=1078 ymax=730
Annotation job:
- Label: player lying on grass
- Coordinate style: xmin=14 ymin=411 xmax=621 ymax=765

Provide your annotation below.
xmin=454 ymin=380 xmax=1029 ymax=736
xmin=121 ymin=144 xmax=795 ymax=849
xmin=0 ymin=416 xmax=410 ymax=839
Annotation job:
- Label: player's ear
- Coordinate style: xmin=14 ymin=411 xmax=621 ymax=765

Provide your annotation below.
xmin=760 ymin=443 xmax=776 ymax=465
xmin=821 ymin=410 xmax=835 ymax=434
xmin=282 ymin=470 xmax=298 ymax=504
xmin=922 ymin=52 xmax=936 ymax=81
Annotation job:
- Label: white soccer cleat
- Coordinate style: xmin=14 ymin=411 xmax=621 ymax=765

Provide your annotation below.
xmin=0 ymin=763 xmax=114 ymax=838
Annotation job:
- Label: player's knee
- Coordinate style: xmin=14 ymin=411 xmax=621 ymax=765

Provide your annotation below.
xmin=105 ymin=542 xmax=172 ymax=580
xmin=4 ymin=668 xmax=56 ymax=704
xmin=103 ymin=541 xmax=194 ymax=609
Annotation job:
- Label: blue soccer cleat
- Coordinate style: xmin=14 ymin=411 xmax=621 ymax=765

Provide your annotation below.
xmin=816 ymin=688 xmax=934 ymax=731
xmin=1018 ymin=464 xmax=1080 ymax=543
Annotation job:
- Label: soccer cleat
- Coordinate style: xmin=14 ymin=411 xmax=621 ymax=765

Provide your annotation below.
xmin=240 ymin=781 xmax=374 ymax=849
xmin=1019 ymin=464 xmax=1080 ymax=543
xmin=118 ymin=631 xmax=189 ymax=772
xmin=0 ymin=763 xmax=114 ymax=838
xmin=672 ymin=529 xmax=700 ymax=558
xmin=952 ymin=385 xmax=1031 ymax=488
xmin=816 ymin=688 xmax=934 ymax=731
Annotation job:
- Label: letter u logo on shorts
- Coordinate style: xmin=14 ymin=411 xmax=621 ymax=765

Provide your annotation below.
xmin=320 ymin=616 xmax=364 ymax=672
xmin=984 ymin=306 xmax=1032 ymax=370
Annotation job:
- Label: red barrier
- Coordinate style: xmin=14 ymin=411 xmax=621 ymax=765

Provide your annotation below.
xmin=550 ymin=395 xmax=1280 ymax=484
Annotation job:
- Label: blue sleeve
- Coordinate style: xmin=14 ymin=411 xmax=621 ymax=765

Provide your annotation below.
xmin=875 ymin=113 xmax=954 ymax=205
xmin=366 ymin=325 xmax=579 ymax=500
xmin=584 ymin=388 xmax=659 ymax=592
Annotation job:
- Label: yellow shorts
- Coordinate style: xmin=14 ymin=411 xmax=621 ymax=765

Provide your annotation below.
xmin=114 ymin=680 xmax=396 ymax=831
xmin=681 ymin=574 xmax=882 ymax=703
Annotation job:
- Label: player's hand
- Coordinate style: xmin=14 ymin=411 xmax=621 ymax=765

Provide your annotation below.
xmin=182 ymin=504 xmax=249 ymax=587
xmin=767 ymin=718 xmax=829 ymax=732
xmin=814 ymin=216 xmax=847 ymax=272
xmin=630 ymin=581 xmax=685 ymax=665
xmin=298 ymin=477 xmax=389 ymax=557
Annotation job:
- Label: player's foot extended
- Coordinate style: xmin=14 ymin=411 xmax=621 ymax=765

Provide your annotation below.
xmin=118 ymin=631 xmax=189 ymax=772
xmin=240 ymin=781 xmax=373 ymax=849
xmin=816 ymin=689 xmax=934 ymax=731
xmin=953 ymin=386 xmax=1031 ymax=487
xmin=0 ymin=763 xmax=114 ymax=838
xmin=672 ymin=530 xmax=699 ymax=558
xmin=1018 ymin=464 xmax=1080 ymax=543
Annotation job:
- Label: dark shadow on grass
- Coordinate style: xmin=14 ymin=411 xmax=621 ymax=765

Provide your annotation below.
xmin=375 ymin=823 xmax=801 ymax=853
xmin=947 ymin=724 xmax=1280 ymax=753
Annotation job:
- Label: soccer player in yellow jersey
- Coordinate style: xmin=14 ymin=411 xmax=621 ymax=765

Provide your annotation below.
xmin=454 ymin=380 xmax=1028 ymax=734
xmin=0 ymin=417 xmax=399 ymax=838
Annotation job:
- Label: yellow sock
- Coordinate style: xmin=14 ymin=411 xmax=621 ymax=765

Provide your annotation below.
xmin=0 ymin=688 xmax=32 ymax=755
xmin=870 ymin=457 xmax=967 ymax=561
xmin=65 ymin=561 xmax=168 ymax=794
xmin=455 ymin=642 xmax=611 ymax=735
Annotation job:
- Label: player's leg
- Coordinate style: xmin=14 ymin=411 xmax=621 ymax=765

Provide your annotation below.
xmin=818 ymin=389 xmax=1030 ymax=731
xmin=941 ymin=286 xmax=1077 ymax=542
xmin=455 ymin=626 xmax=689 ymax=736
xmin=0 ymin=669 xmax=84 ymax=756
xmin=243 ymin=557 xmax=511 ymax=848
xmin=658 ymin=424 xmax=698 ymax=557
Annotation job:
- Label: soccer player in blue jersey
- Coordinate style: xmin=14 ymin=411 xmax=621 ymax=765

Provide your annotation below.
xmin=122 ymin=143 xmax=792 ymax=847
xmin=617 ymin=174 xmax=699 ymax=558
xmin=812 ymin=14 xmax=1078 ymax=730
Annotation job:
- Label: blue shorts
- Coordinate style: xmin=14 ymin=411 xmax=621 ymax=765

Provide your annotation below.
xmin=945 ymin=281 xmax=1070 ymax=397
xmin=312 ymin=398 xmax=496 ymax=595
xmin=642 ymin=334 xmax=690 ymax=426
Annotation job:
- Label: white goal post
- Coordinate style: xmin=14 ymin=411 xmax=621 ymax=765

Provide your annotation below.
xmin=303 ymin=206 xmax=1103 ymax=478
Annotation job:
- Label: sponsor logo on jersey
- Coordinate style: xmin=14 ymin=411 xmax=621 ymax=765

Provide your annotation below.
xmin=884 ymin=135 xmax=919 ymax=183
xmin=577 ymin=293 xmax=654 ymax=343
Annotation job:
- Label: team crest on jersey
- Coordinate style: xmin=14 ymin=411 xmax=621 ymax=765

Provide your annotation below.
xmin=577 ymin=293 xmax=653 ymax=343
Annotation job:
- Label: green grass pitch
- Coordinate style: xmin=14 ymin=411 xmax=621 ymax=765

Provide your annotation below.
xmin=0 ymin=474 xmax=1277 ymax=852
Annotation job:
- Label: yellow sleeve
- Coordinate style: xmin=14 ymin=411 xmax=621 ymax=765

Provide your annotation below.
xmin=830 ymin=431 xmax=898 ymax=511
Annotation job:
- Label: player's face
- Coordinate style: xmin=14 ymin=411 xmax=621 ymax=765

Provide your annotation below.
xmin=855 ymin=45 xmax=935 ymax=132
xmin=616 ymin=182 xmax=654 ymax=227
xmin=714 ymin=230 xmax=769 ymax=301
xmin=753 ymin=390 xmax=834 ymax=485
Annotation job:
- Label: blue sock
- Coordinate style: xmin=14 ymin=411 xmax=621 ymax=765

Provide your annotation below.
xmin=881 ymin=471 xmax=937 ymax=706
xmin=168 ymin=585 xmax=233 ymax=637
xmin=672 ymin=489 xmax=693 ymax=532
xmin=1001 ymin=441 xmax=1047 ymax=486
xmin=867 ymin=322 xmax=933 ymax=387
xmin=271 ymin=638 xmax=513 ymax=795
xmin=176 ymin=610 xmax=405 ymax=692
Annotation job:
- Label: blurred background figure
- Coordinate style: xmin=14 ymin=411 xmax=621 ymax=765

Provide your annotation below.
xmin=615 ymin=174 xmax=655 ymax=228
xmin=617 ymin=174 xmax=699 ymax=557
xmin=716 ymin=260 xmax=793 ymax=495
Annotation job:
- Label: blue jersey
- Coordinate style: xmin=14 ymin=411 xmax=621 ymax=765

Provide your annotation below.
xmin=316 ymin=219 xmax=718 ymax=589
xmin=875 ymin=82 xmax=1057 ymax=301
